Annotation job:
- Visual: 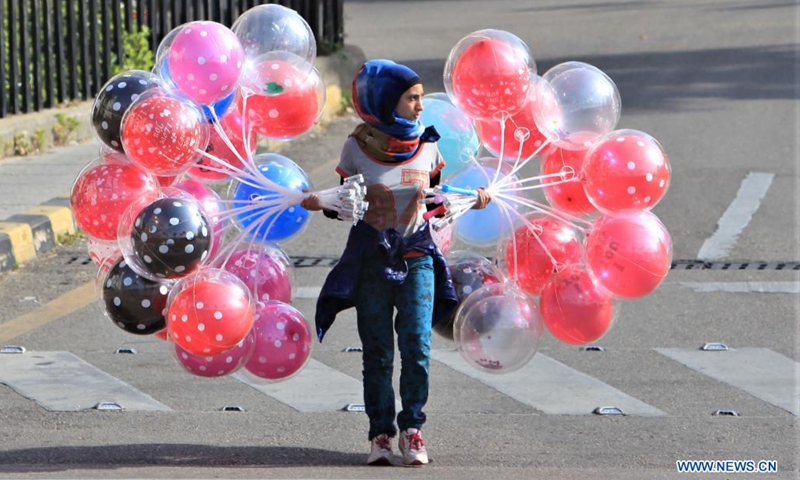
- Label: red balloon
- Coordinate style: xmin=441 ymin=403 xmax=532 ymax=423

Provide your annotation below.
xmin=121 ymin=94 xmax=209 ymax=175
xmin=167 ymin=272 xmax=255 ymax=355
xmin=70 ymin=158 xmax=160 ymax=241
xmin=540 ymin=146 xmax=597 ymax=216
xmin=451 ymin=38 xmax=531 ymax=120
xmin=585 ymin=210 xmax=672 ymax=299
xmin=188 ymin=109 xmax=255 ymax=182
xmin=582 ymin=129 xmax=671 ymax=212
xmin=503 ymin=214 xmax=583 ymax=295
xmin=239 ymin=59 xmax=321 ymax=140
xmin=540 ymin=264 xmax=615 ymax=345
xmin=474 ymin=96 xmax=548 ymax=161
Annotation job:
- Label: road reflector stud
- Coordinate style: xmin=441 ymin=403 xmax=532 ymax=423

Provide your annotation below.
xmin=342 ymin=346 xmax=363 ymax=353
xmin=712 ymin=410 xmax=739 ymax=417
xmin=580 ymin=345 xmax=605 ymax=352
xmin=701 ymin=342 xmax=729 ymax=351
xmin=0 ymin=345 xmax=26 ymax=354
xmin=593 ymin=406 xmax=625 ymax=416
xmin=94 ymin=402 xmax=124 ymax=411
xmin=221 ymin=405 xmax=245 ymax=412
xmin=114 ymin=348 xmax=137 ymax=354
xmin=343 ymin=403 xmax=366 ymax=412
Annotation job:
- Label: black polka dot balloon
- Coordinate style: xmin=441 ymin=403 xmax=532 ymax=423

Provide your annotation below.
xmin=102 ymin=258 xmax=170 ymax=335
xmin=92 ymin=70 xmax=157 ymax=151
xmin=131 ymin=197 xmax=212 ymax=279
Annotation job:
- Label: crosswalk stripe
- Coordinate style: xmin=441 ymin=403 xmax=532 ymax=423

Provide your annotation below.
xmin=233 ymin=359 xmax=364 ymax=413
xmin=656 ymin=348 xmax=799 ymax=416
xmin=0 ymin=351 xmax=171 ymax=411
xmin=431 ymin=349 xmax=666 ymax=416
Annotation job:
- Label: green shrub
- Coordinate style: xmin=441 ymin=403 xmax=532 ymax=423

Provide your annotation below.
xmin=112 ymin=26 xmax=154 ymax=75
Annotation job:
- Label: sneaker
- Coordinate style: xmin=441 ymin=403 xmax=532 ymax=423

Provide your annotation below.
xmin=399 ymin=428 xmax=429 ymax=465
xmin=366 ymin=434 xmax=393 ymax=466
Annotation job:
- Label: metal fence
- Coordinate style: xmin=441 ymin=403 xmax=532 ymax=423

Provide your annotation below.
xmin=0 ymin=0 xmax=344 ymax=118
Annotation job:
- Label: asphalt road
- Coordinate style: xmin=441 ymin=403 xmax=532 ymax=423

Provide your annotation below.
xmin=0 ymin=0 xmax=797 ymax=479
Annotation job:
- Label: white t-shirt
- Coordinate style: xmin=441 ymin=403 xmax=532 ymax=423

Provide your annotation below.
xmin=337 ymin=137 xmax=445 ymax=239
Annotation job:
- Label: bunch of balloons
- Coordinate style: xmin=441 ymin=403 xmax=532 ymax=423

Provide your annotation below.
xmin=423 ymin=29 xmax=672 ymax=374
xmin=73 ymin=5 xmax=362 ymax=383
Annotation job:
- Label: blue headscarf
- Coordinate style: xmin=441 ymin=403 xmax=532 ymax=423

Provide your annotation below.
xmin=352 ymin=60 xmax=426 ymax=141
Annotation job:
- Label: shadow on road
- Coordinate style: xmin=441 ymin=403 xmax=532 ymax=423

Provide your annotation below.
xmin=405 ymin=43 xmax=797 ymax=113
xmin=0 ymin=443 xmax=364 ymax=473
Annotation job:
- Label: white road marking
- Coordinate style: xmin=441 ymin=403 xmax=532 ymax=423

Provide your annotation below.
xmin=679 ymin=281 xmax=799 ymax=294
xmin=0 ymin=351 xmax=171 ymax=411
xmin=657 ymin=348 xmax=799 ymax=416
xmin=698 ymin=172 xmax=774 ymax=260
xmin=431 ymin=349 xmax=666 ymax=416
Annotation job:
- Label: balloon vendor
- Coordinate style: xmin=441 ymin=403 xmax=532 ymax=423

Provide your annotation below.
xmin=302 ymin=60 xmax=491 ymax=466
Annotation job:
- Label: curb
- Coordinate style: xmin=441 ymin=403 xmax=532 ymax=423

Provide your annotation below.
xmin=0 ymin=45 xmax=366 ymax=275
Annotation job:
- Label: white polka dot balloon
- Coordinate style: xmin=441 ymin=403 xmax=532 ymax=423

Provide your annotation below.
xmin=167 ymin=21 xmax=244 ymax=105
xmin=240 ymin=300 xmax=312 ymax=383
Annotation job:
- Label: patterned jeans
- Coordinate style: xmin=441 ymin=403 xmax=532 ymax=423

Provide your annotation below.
xmin=354 ymin=255 xmax=434 ymax=440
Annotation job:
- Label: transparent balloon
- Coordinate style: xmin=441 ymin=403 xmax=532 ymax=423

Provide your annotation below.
xmin=448 ymin=164 xmax=518 ymax=248
xmin=70 ymin=152 xmax=161 ymax=241
xmin=497 ymin=213 xmax=584 ymax=296
xmin=117 ymin=193 xmax=213 ymax=282
xmin=444 ymin=29 xmax=535 ymax=120
xmin=533 ymin=62 xmax=621 ymax=151
xmin=238 ymin=52 xmax=326 ymax=141
xmin=582 ymin=129 xmax=671 ymax=213
xmin=120 ymin=88 xmax=210 ymax=176
xmin=172 ymin=334 xmax=255 ymax=378
xmin=434 ymin=250 xmax=504 ymax=341
xmin=167 ymin=21 xmax=244 ymax=105
xmin=453 ymin=282 xmax=543 ymax=374
xmin=218 ymin=244 xmax=293 ymax=304
xmin=229 ymin=153 xmax=313 ymax=244
xmin=166 ymin=268 xmax=256 ymax=356
xmin=232 ymin=4 xmax=316 ymax=81
xmin=584 ymin=209 xmax=672 ymax=299
xmin=540 ymin=145 xmax=597 ymax=216
xmin=419 ymin=94 xmax=480 ymax=178
xmin=539 ymin=264 xmax=618 ymax=345
xmin=238 ymin=300 xmax=313 ymax=384
xmin=92 ymin=70 xmax=158 ymax=152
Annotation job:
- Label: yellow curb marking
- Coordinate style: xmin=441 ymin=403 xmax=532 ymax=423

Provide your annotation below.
xmin=25 ymin=205 xmax=76 ymax=236
xmin=0 ymin=222 xmax=35 ymax=263
xmin=0 ymin=281 xmax=95 ymax=344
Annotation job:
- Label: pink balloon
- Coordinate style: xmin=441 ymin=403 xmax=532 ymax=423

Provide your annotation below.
xmin=243 ymin=301 xmax=312 ymax=382
xmin=585 ymin=210 xmax=672 ymax=299
xmin=222 ymin=247 xmax=292 ymax=303
xmin=582 ymin=129 xmax=671 ymax=212
xmin=540 ymin=264 xmax=615 ymax=345
xmin=174 ymin=334 xmax=255 ymax=377
xmin=168 ymin=21 xmax=244 ymax=105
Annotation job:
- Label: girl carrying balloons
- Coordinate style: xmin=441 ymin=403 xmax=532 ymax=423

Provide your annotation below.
xmin=302 ymin=60 xmax=490 ymax=466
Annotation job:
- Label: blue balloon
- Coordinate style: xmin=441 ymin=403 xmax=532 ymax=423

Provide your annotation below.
xmin=155 ymin=58 xmax=233 ymax=122
xmin=448 ymin=165 xmax=516 ymax=248
xmin=419 ymin=96 xmax=480 ymax=179
xmin=231 ymin=156 xmax=311 ymax=244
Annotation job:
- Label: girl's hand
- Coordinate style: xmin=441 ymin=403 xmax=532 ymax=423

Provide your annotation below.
xmin=301 ymin=193 xmax=322 ymax=211
xmin=472 ymin=188 xmax=492 ymax=210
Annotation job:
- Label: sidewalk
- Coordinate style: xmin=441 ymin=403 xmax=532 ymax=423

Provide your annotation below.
xmin=0 ymin=45 xmax=365 ymax=273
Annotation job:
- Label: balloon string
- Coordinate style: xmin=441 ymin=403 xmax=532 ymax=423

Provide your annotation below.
xmin=494 ymin=192 xmax=591 ymax=231
xmin=493 ymin=168 xmax=575 ymax=189
xmin=496 ymin=197 xmax=561 ymax=274
xmin=493 ymin=138 xmax=551 ymax=189
xmin=495 ymin=199 xmax=520 ymax=285
xmin=491 ymin=112 xmax=509 ymax=186
xmin=495 ymin=175 xmax=579 ymax=194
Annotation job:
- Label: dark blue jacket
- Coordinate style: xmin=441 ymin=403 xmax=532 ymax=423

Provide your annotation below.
xmin=315 ymin=221 xmax=459 ymax=342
